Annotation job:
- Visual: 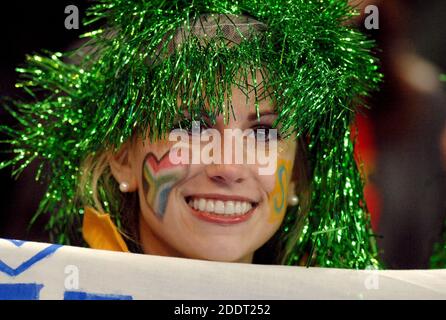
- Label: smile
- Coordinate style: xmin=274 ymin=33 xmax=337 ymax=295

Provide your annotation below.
xmin=185 ymin=195 xmax=258 ymax=224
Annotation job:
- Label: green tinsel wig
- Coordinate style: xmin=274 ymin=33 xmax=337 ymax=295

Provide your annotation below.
xmin=0 ymin=0 xmax=382 ymax=268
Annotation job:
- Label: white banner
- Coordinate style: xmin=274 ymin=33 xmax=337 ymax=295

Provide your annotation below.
xmin=0 ymin=238 xmax=445 ymax=300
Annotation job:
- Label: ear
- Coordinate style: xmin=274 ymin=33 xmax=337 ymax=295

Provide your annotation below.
xmin=108 ymin=142 xmax=138 ymax=192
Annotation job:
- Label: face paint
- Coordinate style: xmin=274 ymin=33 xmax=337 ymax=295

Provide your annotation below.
xmin=142 ymin=151 xmax=187 ymax=218
xmin=268 ymin=158 xmax=293 ymax=224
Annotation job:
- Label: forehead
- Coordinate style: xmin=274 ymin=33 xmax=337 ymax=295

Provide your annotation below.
xmin=230 ymin=78 xmax=276 ymax=117
xmin=178 ymin=68 xmax=276 ymax=121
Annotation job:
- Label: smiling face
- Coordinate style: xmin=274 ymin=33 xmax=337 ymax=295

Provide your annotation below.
xmin=109 ymin=71 xmax=299 ymax=263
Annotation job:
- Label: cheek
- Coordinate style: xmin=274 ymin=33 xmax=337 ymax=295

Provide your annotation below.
xmin=141 ymin=149 xmax=188 ymax=219
xmin=266 ymin=158 xmax=293 ymax=224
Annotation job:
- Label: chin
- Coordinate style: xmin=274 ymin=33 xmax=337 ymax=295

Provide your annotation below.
xmin=199 ymin=253 xmax=250 ymax=263
xmin=185 ymin=242 xmax=255 ymax=263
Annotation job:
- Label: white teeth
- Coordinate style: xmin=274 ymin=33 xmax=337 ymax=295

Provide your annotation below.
xmin=235 ymin=202 xmax=242 ymax=214
xmin=194 ymin=199 xmax=199 ymax=210
xmin=224 ymin=201 xmax=235 ymax=215
xmin=187 ymin=197 xmax=254 ymax=216
xmin=198 ymin=198 xmax=206 ymax=211
xmin=215 ymin=201 xmax=225 ymax=214
xmin=205 ymin=201 xmax=215 ymax=212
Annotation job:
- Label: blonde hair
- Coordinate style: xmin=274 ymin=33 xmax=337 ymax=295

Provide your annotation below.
xmin=78 ymin=148 xmax=141 ymax=249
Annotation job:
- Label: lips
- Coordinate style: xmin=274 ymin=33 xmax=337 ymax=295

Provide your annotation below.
xmin=185 ymin=194 xmax=258 ymax=224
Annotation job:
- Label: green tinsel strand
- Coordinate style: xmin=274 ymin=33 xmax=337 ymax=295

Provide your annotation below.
xmin=1 ymin=0 xmax=382 ymax=268
xmin=430 ymin=74 xmax=446 ymax=268
xmin=431 ymin=222 xmax=446 ymax=269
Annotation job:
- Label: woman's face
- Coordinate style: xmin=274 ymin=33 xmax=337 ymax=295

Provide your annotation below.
xmin=112 ymin=72 xmax=298 ymax=263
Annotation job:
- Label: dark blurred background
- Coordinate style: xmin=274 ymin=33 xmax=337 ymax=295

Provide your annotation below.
xmin=0 ymin=1 xmax=89 ymax=243
xmin=0 ymin=1 xmax=445 ymax=268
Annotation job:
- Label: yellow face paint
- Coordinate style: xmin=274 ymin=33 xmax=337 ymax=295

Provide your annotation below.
xmin=268 ymin=158 xmax=293 ymax=224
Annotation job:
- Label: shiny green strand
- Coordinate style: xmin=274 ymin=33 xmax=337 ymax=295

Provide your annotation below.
xmin=430 ymin=75 xmax=446 ymax=268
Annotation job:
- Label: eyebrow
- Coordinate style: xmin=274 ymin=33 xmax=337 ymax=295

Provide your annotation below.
xmin=175 ymin=108 xmax=214 ymax=125
xmin=177 ymin=107 xmax=276 ymax=123
xmin=247 ymin=111 xmax=277 ymax=121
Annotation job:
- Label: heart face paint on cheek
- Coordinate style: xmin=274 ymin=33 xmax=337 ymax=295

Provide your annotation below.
xmin=268 ymin=158 xmax=293 ymax=224
xmin=142 ymin=151 xmax=187 ymax=219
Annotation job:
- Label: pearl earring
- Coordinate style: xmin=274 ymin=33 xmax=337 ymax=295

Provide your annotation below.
xmin=288 ymin=194 xmax=299 ymax=206
xmin=119 ymin=182 xmax=130 ymax=192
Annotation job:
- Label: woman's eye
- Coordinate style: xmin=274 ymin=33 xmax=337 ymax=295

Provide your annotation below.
xmin=172 ymin=119 xmax=211 ymax=135
xmin=172 ymin=119 xmax=192 ymax=133
xmin=250 ymin=125 xmax=279 ymax=142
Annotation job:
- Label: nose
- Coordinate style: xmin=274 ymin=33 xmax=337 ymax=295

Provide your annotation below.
xmin=205 ymin=164 xmax=247 ymax=185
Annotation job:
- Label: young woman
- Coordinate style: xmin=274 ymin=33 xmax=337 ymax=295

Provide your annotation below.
xmin=1 ymin=0 xmax=381 ymax=268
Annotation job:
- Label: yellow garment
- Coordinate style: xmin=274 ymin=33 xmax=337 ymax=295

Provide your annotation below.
xmin=82 ymin=206 xmax=129 ymax=252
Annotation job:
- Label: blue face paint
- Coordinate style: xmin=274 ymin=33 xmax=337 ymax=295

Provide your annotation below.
xmin=274 ymin=165 xmax=286 ymax=213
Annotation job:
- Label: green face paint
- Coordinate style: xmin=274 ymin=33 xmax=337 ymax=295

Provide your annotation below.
xmin=142 ymin=151 xmax=187 ymax=218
